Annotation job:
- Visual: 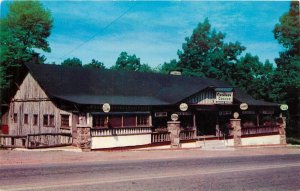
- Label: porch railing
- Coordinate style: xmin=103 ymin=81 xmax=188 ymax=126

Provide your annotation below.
xmin=228 ymin=125 xmax=280 ymax=136
xmin=27 ymin=133 xmax=72 ymax=149
xmin=151 ymin=132 xmax=170 ymax=143
xmin=0 ymin=135 xmax=27 ymax=148
xmin=91 ymin=127 xmax=152 ymax=137
xmin=0 ymin=133 xmax=72 ymax=149
xmin=151 ymin=130 xmax=195 ymax=144
xmin=241 ymin=125 xmax=280 ymax=136
xmin=180 ymin=130 xmax=196 ymax=140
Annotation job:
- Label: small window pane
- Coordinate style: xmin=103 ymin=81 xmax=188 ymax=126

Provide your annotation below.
xmin=24 ymin=114 xmax=28 ymax=124
xmin=137 ymin=115 xmax=149 ymax=126
xmin=123 ymin=115 xmax=136 ymax=127
xmin=49 ymin=115 xmax=55 ymax=127
xmin=93 ymin=115 xmax=107 ymax=128
xmin=13 ymin=113 xmax=18 ymax=123
xmin=61 ymin=114 xmax=70 ymax=127
xmin=109 ymin=116 xmax=122 ymax=127
xmin=43 ymin=115 xmax=48 ymax=126
xmin=33 ymin=115 xmax=38 ymax=126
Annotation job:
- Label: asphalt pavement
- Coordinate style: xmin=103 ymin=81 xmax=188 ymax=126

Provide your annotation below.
xmin=0 ymin=147 xmax=300 ymax=191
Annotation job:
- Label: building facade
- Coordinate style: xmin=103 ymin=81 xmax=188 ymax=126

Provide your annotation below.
xmin=1 ymin=63 xmax=284 ymax=149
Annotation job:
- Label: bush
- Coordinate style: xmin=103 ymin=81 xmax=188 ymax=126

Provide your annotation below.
xmin=287 ymin=137 xmax=300 ymax=145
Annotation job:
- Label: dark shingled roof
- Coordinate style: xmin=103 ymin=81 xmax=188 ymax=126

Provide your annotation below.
xmin=25 ymin=63 xmax=278 ymax=106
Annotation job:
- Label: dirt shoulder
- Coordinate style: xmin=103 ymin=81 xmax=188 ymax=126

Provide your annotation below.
xmin=0 ymin=146 xmax=299 ymax=166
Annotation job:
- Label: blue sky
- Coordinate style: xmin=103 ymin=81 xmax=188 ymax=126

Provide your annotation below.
xmin=1 ymin=1 xmax=290 ymax=67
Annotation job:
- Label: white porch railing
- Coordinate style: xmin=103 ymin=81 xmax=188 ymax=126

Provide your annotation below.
xmin=241 ymin=125 xmax=280 ymax=136
xmin=91 ymin=127 xmax=152 ymax=137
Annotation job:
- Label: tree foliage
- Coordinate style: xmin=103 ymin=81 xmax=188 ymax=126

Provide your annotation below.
xmin=84 ymin=59 xmax=106 ymax=69
xmin=158 ymin=59 xmax=178 ymax=74
xmin=0 ymin=1 xmax=53 ymax=67
xmin=0 ymin=0 xmax=53 ymax=107
xmin=111 ymin=52 xmax=141 ymax=71
xmin=232 ymin=54 xmax=274 ymax=100
xmin=272 ymin=1 xmax=300 ymax=132
xmin=177 ymin=18 xmax=245 ymax=81
xmin=61 ymin=57 xmax=82 ymax=67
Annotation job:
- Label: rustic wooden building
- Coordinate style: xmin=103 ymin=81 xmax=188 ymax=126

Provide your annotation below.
xmin=1 ymin=63 xmax=284 ymax=149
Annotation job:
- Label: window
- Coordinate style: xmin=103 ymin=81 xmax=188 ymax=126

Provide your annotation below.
xmin=13 ymin=113 xmax=17 ymax=123
xmin=137 ymin=115 xmax=149 ymax=126
xmin=49 ymin=115 xmax=55 ymax=127
xmin=109 ymin=116 xmax=122 ymax=127
xmin=43 ymin=115 xmax=48 ymax=126
xmin=24 ymin=114 xmax=28 ymax=124
xmin=93 ymin=115 xmax=107 ymax=128
xmin=123 ymin=115 xmax=136 ymax=127
xmin=61 ymin=115 xmax=70 ymax=128
xmin=33 ymin=114 xmax=38 ymax=126
xmin=43 ymin=114 xmax=55 ymax=127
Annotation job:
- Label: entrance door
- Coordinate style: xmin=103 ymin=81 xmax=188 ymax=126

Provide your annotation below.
xmin=196 ymin=111 xmax=216 ymax=136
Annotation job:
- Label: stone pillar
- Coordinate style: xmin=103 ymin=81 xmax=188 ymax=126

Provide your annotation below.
xmin=276 ymin=117 xmax=286 ymax=145
xmin=230 ymin=119 xmax=241 ymax=147
xmin=77 ymin=125 xmax=91 ymax=151
xmin=167 ymin=121 xmax=181 ymax=148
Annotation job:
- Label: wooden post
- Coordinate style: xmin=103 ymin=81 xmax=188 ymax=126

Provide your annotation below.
xmin=193 ymin=114 xmax=196 ymax=137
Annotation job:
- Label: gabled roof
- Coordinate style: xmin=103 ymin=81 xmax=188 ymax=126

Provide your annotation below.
xmin=25 ymin=63 xmax=278 ymax=106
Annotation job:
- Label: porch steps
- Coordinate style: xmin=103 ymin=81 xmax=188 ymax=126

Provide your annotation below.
xmin=196 ymin=139 xmax=228 ymax=150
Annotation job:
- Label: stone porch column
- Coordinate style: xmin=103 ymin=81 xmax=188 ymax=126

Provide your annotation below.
xmin=276 ymin=117 xmax=287 ymax=145
xmin=167 ymin=121 xmax=181 ymax=148
xmin=230 ymin=119 xmax=241 ymax=147
xmin=77 ymin=125 xmax=91 ymax=151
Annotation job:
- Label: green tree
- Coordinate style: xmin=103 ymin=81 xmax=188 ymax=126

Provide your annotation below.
xmin=111 ymin=52 xmax=141 ymax=71
xmin=84 ymin=59 xmax=106 ymax=69
xmin=0 ymin=0 xmax=53 ymax=116
xmin=177 ymin=18 xmax=245 ymax=80
xmin=139 ymin=63 xmax=156 ymax=73
xmin=158 ymin=59 xmax=178 ymax=74
xmin=61 ymin=57 xmax=82 ymax=67
xmin=232 ymin=54 xmax=274 ymax=100
xmin=272 ymin=1 xmax=300 ymax=134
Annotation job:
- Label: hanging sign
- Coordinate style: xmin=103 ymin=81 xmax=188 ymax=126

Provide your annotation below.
xmin=179 ymin=103 xmax=188 ymax=111
xmin=280 ymin=104 xmax=288 ymax=111
xmin=102 ymin=103 xmax=111 ymax=113
xmin=215 ymin=92 xmax=233 ymax=104
xmin=155 ymin=112 xmax=167 ymax=117
xmin=171 ymin=113 xmax=179 ymax=121
xmin=240 ymin=103 xmax=248 ymax=110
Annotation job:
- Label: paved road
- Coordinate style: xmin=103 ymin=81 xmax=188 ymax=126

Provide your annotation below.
xmin=1 ymin=153 xmax=300 ymax=191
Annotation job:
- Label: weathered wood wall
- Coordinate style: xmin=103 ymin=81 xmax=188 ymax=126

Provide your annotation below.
xmin=8 ymin=74 xmax=73 ymax=135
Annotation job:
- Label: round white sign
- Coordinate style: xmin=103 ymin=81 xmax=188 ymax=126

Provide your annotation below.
xmin=280 ymin=104 xmax=288 ymax=111
xmin=171 ymin=113 xmax=179 ymax=121
xmin=233 ymin=112 xmax=239 ymax=119
xmin=179 ymin=103 xmax=188 ymax=111
xmin=240 ymin=103 xmax=248 ymax=110
xmin=102 ymin=103 xmax=111 ymax=113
